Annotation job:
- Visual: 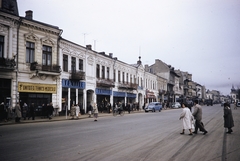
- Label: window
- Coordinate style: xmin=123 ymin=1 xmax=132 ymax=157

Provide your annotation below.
xmin=0 ymin=36 xmax=4 ymax=58
xmin=26 ymin=41 xmax=35 ymax=63
xmin=113 ymin=70 xmax=116 ymax=82
xmin=102 ymin=66 xmax=105 ymax=79
xmin=96 ymin=64 xmax=100 ymax=78
xmin=118 ymin=71 xmax=121 ymax=82
xmin=63 ymin=54 xmax=68 ymax=72
xmin=42 ymin=45 xmax=52 ymax=66
xmin=130 ymin=75 xmax=132 ymax=84
xmin=107 ymin=67 xmax=109 ymax=79
xmin=122 ymin=72 xmax=125 ymax=83
xmin=71 ymin=57 xmax=76 ymax=72
xmin=126 ymin=73 xmax=129 ymax=84
xmin=79 ymin=59 xmax=83 ymax=71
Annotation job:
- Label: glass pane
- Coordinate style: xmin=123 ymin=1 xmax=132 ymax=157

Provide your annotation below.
xmin=42 ymin=54 xmax=46 ymax=65
xmin=47 ymin=54 xmax=51 ymax=65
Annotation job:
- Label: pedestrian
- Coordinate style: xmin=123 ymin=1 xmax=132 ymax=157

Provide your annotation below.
xmin=0 ymin=102 xmax=6 ymax=122
xmin=234 ymin=102 xmax=237 ymax=110
xmin=223 ymin=102 xmax=234 ymax=134
xmin=179 ymin=103 xmax=194 ymax=135
xmin=76 ymin=104 xmax=80 ymax=119
xmin=22 ymin=103 xmax=28 ymax=120
xmin=48 ymin=103 xmax=54 ymax=119
xmin=70 ymin=104 xmax=76 ymax=119
xmin=88 ymin=104 xmax=93 ymax=117
xmin=192 ymin=100 xmax=208 ymax=135
xmin=15 ymin=102 xmax=22 ymax=123
xmin=28 ymin=103 xmax=35 ymax=120
xmin=93 ymin=103 xmax=98 ymax=121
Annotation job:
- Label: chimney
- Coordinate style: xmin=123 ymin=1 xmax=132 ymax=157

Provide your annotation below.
xmin=109 ymin=53 xmax=113 ymax=58
xmin=137 ymin=56 xmax=142 ymax=65
xmin=25 ymin=10 xmax=33 ymax=20
xmin=86 ymin=45 xmax=92 ymax=50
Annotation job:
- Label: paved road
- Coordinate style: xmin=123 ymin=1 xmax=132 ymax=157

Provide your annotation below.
xmin=0 ymin=104 xmax=239 ymax=161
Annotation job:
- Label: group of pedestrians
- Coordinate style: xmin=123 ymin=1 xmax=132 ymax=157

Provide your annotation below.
xmin=179 ymin=100 xmax=234 ymax=135
xmin=13 ymin=102 xmax=54 ymax=123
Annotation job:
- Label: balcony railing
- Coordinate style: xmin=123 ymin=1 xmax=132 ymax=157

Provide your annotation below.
xmin=70 ymin=70 xmax=85 ymax=80
xmin=118 ymin=82 xmax=138 ymax=90
xmin=0 ymin=57 xmax=16 ymax=70
xmin=96 ymin=78 xmax=115 ymax=88
xmin=30 ymin=62 xmax=61 ymax=73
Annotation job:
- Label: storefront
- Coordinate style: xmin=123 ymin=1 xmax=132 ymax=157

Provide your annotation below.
xmin=62 ymin=79 xmax=85 ymax=113
xmin=18 ymin=82 xmax=56 ymax=116
xmin=95 ymin=88 xmax=112 ymax=112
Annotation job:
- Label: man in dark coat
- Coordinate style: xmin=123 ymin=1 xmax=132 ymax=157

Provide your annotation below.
xmin=223 ymin=103 xmax=234 ymax=134
xmin=28 ymin=103 xmax=35 ymax=120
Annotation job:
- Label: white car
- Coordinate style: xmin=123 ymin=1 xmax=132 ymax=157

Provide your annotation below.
xmin=172 ymin=102 xmax=181 ymax=108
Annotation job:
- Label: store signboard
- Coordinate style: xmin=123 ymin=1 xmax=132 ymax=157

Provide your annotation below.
xmin=18 ymin=82 xmax=57 ymax=94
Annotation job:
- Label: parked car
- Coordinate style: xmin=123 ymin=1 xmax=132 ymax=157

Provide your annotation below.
xmin=172 ymin=102 xmax=181 ymax=108
xmin=145 ymin=102 xmax=162 ymax=112
xmin=237 ymin=102 xmax=240 ymax=107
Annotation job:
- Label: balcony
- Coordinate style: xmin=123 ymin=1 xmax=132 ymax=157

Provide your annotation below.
xmin=96 ymin=78 xmax=115 ymax=88
xmin=30 ymin=62 xmax=61 ymax=73
xmin=70 ymin=70 xmax=85 ymax=80
xmin=0 ymin=57 xmax=16 ymax=71
xmin=118 ymin=82 xmax=138 ymax=90
xmin=159 ymin=89 xmax=166 ymax=95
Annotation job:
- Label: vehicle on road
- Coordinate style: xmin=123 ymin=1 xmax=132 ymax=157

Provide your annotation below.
xmin=205 ymin=99 xmax=213 ymax=106
xmin=172 ymin=102 xmax=181 ymax=108
xmin=145 ymin=102 xmax=162 ymax=112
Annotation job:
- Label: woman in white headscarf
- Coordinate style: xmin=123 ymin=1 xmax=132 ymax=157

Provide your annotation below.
xmin=179 ymin=103 xmax=194 ymax=135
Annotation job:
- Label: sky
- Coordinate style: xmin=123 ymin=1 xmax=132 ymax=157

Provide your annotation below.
xmin=18 ymin=0 xmax=240 ymax=95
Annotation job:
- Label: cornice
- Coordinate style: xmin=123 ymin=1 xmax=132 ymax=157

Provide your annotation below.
xmin=21 ymin=19 xmax=60 ymax=36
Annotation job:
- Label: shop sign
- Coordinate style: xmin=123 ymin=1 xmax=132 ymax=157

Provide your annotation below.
xmin=18 ymin=82 xmax=57 ymax=94
xmin=95 ymin=88 xmax=112 ymax=95
xmin=126 ymin=93 xmax=136 ymax=98
xmin=113 ymin=91 xmax=126 ymax=97
xmin=62 ymin=79 xmax=85 ymax=89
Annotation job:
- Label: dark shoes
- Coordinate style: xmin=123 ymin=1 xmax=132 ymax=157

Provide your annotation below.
xmin=226 ymin=129 xmax=233 ymax=134
xmin=193 ymin=131 xmax=197 ymax=134
xmin=203 ymin=131 xmax=208 ymax=135
xmin=180 ymin=132 xmax=184 ymax=134
xmin=189 ymin=133 xmax=193 ymax=135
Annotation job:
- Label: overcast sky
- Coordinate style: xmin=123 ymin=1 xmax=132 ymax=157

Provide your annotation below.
xmin=18 ymin=0 xmax=240 ymax=95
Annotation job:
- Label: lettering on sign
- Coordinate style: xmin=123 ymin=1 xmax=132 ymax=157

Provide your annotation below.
xmin=18 ymin=82 xmax=57 ymax=94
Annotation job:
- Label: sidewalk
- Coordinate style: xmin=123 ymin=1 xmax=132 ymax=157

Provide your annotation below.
xmin=0 ymin=110 xmax=144 ymax=126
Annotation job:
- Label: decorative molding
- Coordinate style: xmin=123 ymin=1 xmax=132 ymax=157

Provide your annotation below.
xmin=41 ymin=36 xmax=55 ymax=46
xmin=87 ymin=55 xmax=94 ymax=65
xmin=0 ymin=24 xmax=8 ymax=33
xmin=24 ymin=32 xmax=39 ymax=42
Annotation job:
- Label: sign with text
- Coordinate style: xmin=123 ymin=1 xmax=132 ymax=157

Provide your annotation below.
xmin=18 ymin=82 xmax=57 ymax=94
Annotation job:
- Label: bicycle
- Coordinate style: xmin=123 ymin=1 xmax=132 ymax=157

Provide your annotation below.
xmin=113 ymin=108 xmax=125 ymax=117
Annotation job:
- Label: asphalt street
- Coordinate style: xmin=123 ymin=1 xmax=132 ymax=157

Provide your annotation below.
xmin=0 ymin=104 xmax=239 ymax=161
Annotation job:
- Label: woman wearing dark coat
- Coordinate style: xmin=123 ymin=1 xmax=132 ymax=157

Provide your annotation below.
xmin=223 ymin=103 xmax=234 ymax=134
